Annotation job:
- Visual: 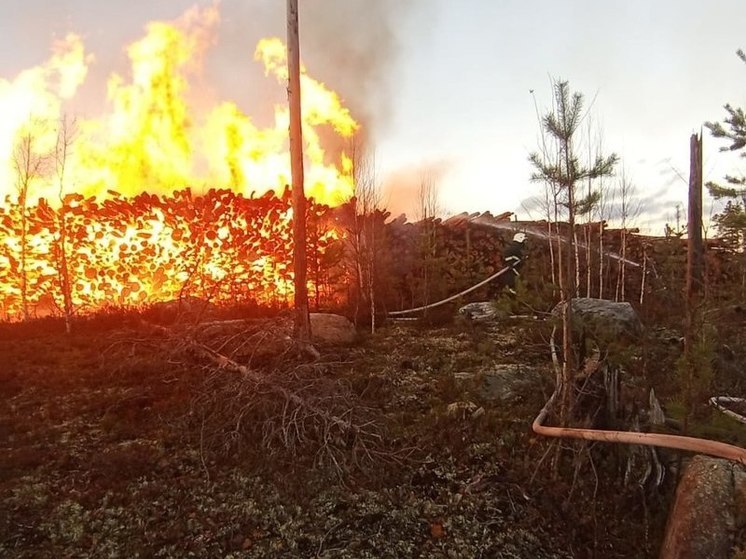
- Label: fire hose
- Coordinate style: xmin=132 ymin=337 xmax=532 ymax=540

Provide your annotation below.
xmin=388 ymin=264 xmax=514 ymax=316
xmin=532 ymin=327 xmax=746 ymax=466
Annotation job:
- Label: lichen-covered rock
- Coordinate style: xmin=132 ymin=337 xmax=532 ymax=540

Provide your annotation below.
xmin=310 ymin=313 xmax=357 ymax=344
xmin=660 ymin=455 xmax=740 ymax=559
xmin=456 ymin=365 xmax=544 ymax=402
xmin=552 ymin=297 xmax=642 ymax=341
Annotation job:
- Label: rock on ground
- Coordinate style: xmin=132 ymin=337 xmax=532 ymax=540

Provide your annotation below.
xmin=310 ymin=313 xmax=357 ymax=344
xmin=455 ymin=365 xmax=544 ymax=402
xmin=660 ymin=455 xmax=745 ymax=559
xmin=552 ymin=297 xmax=642 ymax=340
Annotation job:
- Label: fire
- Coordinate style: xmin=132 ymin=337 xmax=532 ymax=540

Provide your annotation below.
xmin=0 ymin=6 xmax=358 ymax=320
xmin=201 ymin=37 xmax=357 ymax=207
xmin=0 ymin=33 xmax=91 ymax=202
xmin=0 ymin=187 xmax=343 ymax=319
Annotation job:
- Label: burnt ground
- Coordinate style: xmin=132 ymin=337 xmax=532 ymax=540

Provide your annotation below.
xmin=0 ymin=310 xmax=696 ymax=558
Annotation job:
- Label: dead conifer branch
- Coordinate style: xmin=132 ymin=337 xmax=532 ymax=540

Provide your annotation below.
xmin=145 ymin=321 xmax=399 ymax=476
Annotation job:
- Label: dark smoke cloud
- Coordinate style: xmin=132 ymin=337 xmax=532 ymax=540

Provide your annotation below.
xmin=300 ymin=0 xmax=421 ymax=134
xmin=210 ymin=1 xmax=422 ymax=134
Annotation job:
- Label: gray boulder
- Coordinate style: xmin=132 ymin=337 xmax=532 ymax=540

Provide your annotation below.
xmin=310 ymin=313 xmax=357 ymax=344
xmin=552 ymin=297 xmax=642 ymax=340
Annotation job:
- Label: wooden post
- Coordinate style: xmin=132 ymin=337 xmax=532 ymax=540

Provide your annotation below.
xmin=287 ymin=0 xmax=311 ymax=342
xmin=687 ymin=132 xmax=704 ymax=299
xmin=683 ymin=132 xmax=704 ymax=430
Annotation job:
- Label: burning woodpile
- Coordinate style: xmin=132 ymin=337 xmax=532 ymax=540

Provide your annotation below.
xmin=0 ymin=5 xmax=361 ymax=322
xmin=3 ymin=184 xmax=742 ymax=325
xmin=0 ymin=188 xmax=346 ymax=320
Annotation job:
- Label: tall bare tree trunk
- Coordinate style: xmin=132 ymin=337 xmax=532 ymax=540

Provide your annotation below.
xmin=287 ymin=0 xmax=311 ymax=342
xmin=353 ymin=210 xmax=363 ymax=326
xmin=56 ymin=116 xmax=75 ymax=334
xmin=552 ymin=190 xmax=561 ymax=294
xmin=20 ymin=191 xmax=28 ymax=321
xmin=368 ymin=222 xmax=376 ymax=333
xmin=687 ymin=134 xmax=704 ymax=291
xmin=561 ymin=163 xmax=577 ymax=428
xmin=13 ymin=130 xmax=46 ymax=322
xmin=620 ymin=229 xmax=627 ymax=301
xmin=547 ymin=220 xmax=556 ymax=287
xmin=639 ymin=249 xmax=647 ymax=306
xmin=59 ymin=219 xmax=72 ymax=334
xmin=586 ymin=131 xmax=592 ymax=297
xmin=584 ymin=225 xmax=591 ymax=297
xmin=574 ymin=228 xmax=580 ymax=296
xmin=417 ymin=173 xmax=439 ymax=316
xmin=349 ymin=138 xmax=380 ymax=332
xmin=683 ymin=132 xmax=704 ymax=431
xmin=598 ymin=221 xmax=604 ymax=299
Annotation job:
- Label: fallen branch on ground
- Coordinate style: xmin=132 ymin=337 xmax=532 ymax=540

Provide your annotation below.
xmin=145 ymin=320 xmax=408 ymax=475
xmin=709 ymin=396 xmax=746 ymax=425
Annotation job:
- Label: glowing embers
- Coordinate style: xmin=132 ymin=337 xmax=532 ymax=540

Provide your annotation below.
xmin=0 ymin=189 xmax=343 ymax=319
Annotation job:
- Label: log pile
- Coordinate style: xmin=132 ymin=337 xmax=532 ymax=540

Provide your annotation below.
xmin=376 ymin=212 xmax=741 ymax=319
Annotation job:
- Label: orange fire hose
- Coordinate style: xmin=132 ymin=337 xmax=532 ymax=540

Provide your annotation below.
xmin=532 ymin=328 xmax=746 ymax=466
xmin=533 ymin=389 xmax=746 ymax=465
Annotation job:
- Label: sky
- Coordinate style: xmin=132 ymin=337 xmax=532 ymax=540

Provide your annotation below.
xmin=2 ymin=0 xmax=746 ymax=234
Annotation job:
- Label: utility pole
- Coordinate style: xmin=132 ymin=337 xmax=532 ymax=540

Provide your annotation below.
xmin=287 ymin=0 xmax=311 ymax=342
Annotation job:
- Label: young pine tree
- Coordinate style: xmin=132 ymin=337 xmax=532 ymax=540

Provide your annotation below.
xmin=528 ymin=79 xmax=618 ymax=425
xmin=705 ymin=48 xmax=746 ymax=293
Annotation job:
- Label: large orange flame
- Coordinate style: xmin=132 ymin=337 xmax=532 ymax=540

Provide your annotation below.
xmin=0 ymin=5 xmax=358 ymax=320
xmin=1 ymin=4 xmax=358 ymax=205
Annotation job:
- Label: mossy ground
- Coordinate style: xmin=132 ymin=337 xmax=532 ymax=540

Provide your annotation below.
xmin=0 ymin=311 xmax=702 ymax=558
